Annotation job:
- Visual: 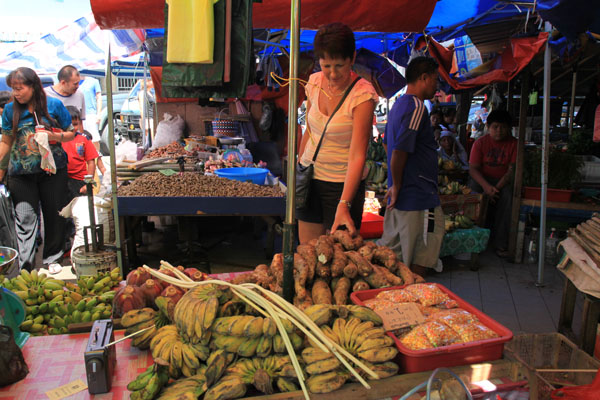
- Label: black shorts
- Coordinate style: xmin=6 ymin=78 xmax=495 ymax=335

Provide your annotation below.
xmin=296 ymin=179 xmax=365 ymax=231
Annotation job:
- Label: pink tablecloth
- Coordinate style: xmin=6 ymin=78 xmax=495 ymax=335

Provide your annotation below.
xmin=0 ymin=332 xmax=152 ymax=400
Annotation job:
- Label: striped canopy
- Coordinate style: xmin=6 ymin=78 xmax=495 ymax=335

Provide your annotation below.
xmin=0 ymin=14 xmax=144 ymax=75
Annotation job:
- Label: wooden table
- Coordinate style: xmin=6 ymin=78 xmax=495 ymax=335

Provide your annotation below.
xmin=0 ymin=331 xmax=524 ymax=400
xmin=0 ymin=332 xmax=152 ymax=400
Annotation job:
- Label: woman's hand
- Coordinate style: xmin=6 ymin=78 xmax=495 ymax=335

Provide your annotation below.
xmin=330 ymin=202 xmax=356 ymax=236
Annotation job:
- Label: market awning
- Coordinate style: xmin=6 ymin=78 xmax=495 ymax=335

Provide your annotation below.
xmin=0 ymin=14 xmax=144 ymax=75
xmin=421 ymin=32 xmax=549 ymax=90
xmin=90 ymin=0 xmax=437 ymax=33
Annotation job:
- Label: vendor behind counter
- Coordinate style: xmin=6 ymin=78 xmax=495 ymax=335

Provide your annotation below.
xmin=437 ymin=130 xmax=468 ymax=170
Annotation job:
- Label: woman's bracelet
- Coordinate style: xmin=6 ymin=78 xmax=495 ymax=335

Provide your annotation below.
xmin=339 ymin=199 xmax=351 ymax=208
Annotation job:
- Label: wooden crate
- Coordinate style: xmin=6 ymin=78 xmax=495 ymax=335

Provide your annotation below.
xmin=245 ymin=359 xmax=522 ymax=400
xmin=440 ymin=193 xmax=484 ymax=225
xmin=504 ymin=333 xmax=600 ymax=400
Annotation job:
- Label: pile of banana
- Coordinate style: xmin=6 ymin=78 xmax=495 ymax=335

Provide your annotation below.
xmin=0 ymin=268 xmax=121 ymax=335
xmin=365 ymin=160 xmax=388 ymax=194
xmin=439 ymin=181 xmax=472 ymax=195
xmin=301 ymin=304 xmax=399 ymax=393
xmin=438 ymin=158 xmax=460 ymax=171
xmin=128 ymin=363 xmax=170 ymax=400
xmin=120 ymin=301 xmax=171 ymax=349
xmin=444 ymin=213 xmax=475 ymax=232
xmin=205 ymin=355 xmax=299 ymax=399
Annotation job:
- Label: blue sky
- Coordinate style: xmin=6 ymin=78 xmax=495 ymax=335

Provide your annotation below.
xmin=0 ymin=0 xmax=92 ymax=34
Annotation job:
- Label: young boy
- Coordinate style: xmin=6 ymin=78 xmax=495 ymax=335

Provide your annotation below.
xmin=63 ymin=106 xmax=103 ymax=201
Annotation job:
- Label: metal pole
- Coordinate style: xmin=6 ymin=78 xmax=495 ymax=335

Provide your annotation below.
xmin=282 ymin=0 xmax=300 ymax=302
xmin=142 ymin=53 xmax=149 ymax=150
xmin=106 ymin=43 xmax=123 ymax=272
xmin=537 ymin=22 xmax=551 ymax=287
xmin=568 ymin=67 xmax=577 ymax=137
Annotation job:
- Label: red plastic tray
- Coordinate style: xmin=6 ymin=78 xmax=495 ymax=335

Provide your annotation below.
xmin=523 ymin=187 xmax=574 ymax=202
xmin=350 ymin=283 xmax=513 ymax=373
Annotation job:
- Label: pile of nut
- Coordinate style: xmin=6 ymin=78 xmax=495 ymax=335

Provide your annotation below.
xmin=144 ymin=143 xmax=197 ymax=159
xmin=118 ymin=172 xmax=285 ymax=197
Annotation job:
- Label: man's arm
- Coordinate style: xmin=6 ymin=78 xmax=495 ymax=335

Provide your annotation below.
xmin=96 ymin=92 xmax=102 ymax=124
xmin=495 ymin=163 xmax=515 ymax=190
xmin=386 ymin=149 xmax=408 ymax=209
xmin=469 ymin=163 xmax=499 ymax=197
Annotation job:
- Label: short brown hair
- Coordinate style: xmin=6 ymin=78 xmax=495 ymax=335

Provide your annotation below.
xmin=313 ymin=22 xmax=355 ymax=61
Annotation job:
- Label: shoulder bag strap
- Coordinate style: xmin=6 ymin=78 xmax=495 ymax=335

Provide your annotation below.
xmin=311 ymin=76 xmax=361 ymax=163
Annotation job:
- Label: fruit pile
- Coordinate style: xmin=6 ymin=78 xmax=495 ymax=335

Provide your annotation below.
xmin=1 ymin=268 xmax=121 ymax=335
xmin=127 ymin=362 xmax=170 ymax=400
xmin=121 ymin=265 xmax=401 ymax=399
xmin=365 ymin=160 xmax=388 ymax=194
xmin=439 ymin=181 xmax=472 ymax=195
xmin=232 ymin=230 xmax=424 ymax=310
xmin=444 ymin=213 xmax=475 ymax=232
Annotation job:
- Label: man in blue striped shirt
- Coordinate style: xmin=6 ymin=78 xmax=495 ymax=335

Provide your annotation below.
xmin=377 ymin=57 xmax=444 ymax=277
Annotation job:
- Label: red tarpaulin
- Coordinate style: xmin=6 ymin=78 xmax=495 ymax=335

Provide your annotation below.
xmin=90 ymin=0 xmax=436 ymax=32
xmin=421 ymin=32 xmax=549 ymax=90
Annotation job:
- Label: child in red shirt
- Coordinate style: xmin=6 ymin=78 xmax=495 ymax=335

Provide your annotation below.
xmin=63 ymin=106 xmax=99 ymax=201
xmin=469 ymin=109 xmax=516 ymax=257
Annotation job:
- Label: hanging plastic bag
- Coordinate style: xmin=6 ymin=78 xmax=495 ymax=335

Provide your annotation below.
xmin=34 ymin=130 xmax=56 ymax=174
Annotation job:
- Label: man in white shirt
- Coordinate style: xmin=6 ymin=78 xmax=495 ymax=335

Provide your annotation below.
xmin=78 ymin=76 xmax=102 ymax=149
xmin=45 ymin=65 xmax=86 ymax=122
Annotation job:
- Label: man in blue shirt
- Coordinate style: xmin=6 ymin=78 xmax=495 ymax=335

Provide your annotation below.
xmin=78 ymin=76 xmax=102 ymax=149
xmin=377 ymin=57 xmax=444 ymax=277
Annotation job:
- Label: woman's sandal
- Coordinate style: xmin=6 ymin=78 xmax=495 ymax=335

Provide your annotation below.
xmin=48 ymin=263 xmax=63 ymax=275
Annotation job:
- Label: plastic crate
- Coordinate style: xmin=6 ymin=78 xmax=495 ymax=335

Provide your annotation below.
xmin=577 ymin=155 xmax=600 ymax=183
xmin=523 ymin=187 xmax=574 ymax=203
xmin=504 ymin=333 xmax=600 ymax=400
xmin=350 ymin=283 xmax=513 ymax=373
xmin=439 ymin=193 xmax=483 ymax=223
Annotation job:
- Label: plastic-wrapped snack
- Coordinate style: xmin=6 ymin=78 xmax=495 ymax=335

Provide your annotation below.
xmin=422 ymin=321 xmax=461 ymax=347
xmin=428 ymin=309 xmax=476 ymax=325
xmin=363 ymin=298 xmax=397 ymax=312
xmin=419 ymin=305 xmax=444 ymax=317
xmin=405 ymin=283 xmax=450 ymax=307
xmin=436 ymin=299 xmax=460 ymax=309
xmin=376 ymin=289 xmax=417 ymax=303
xmin=450 ymin=322 xmax=499 ymax=343
xmin=400 ymin=325 xmax=433 ymax=350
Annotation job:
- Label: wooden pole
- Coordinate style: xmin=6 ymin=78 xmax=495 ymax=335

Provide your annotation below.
xmin=508 ymin=72 xmax=530 ymax=262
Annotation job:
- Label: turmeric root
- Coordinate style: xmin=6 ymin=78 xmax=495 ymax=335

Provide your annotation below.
xmin=270 ymin=253 xmax=284 ymax=287
xmin=231 ymin=271 xmax=257 ymax=285
xmin=352 ymin=278 xmax=370 ymax=292
xmin=364 ymin=266 xmax=392 ymax=288
xmin=311 ymin=279 xmax=333 ymax=304
xmin=316 ymin=262 xmax=331 ymax=280
xmin=333 ymin=277 xmax=351 ymax=305
xmin=332 ymin=230 xmax=357 ymax=250
xmin=331 ymin=243 xmax=348 ymax=277
xmin=396 ymin=261 xmax=414 ymax=285
xmin=371 ymin=264 xmax=403 ymax=286
xmin=372 ymin=246 xmax=398 ymax=271
xmin=343 ymin=261 xmax=358 ymax=279
xmin=358 ymin=243 xmax=376 ymax=262
xmin=294 ymin=253 xmax=309 ymax=300
xmin=316 ymin=235 xmax=335 ymax=264
xmin=232 ymin=264 xmax=273 ymax=288
xmin=345 ymin=251 xmax=373 ymax=277
xmin=297 ymin=244 xmax=317 ymax=282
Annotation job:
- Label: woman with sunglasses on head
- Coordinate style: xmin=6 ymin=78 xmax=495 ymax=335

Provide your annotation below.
xmin=297 ymin=22 xmax=378 ymax=243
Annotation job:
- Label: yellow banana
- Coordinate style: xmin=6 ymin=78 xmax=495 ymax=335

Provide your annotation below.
xmin=303 ymin=304 xmax=333 ymax=326
xmin=181 ymin=343 xmax=200 ymax=369
xmin=256 ymin=335 xmax=273 ymax=357
xmin=305 ymin=357 xmax=341 ymax=375
xmin=202 ymin=296 xmax=219 ymax=330
xmin=332 ymin=318 xmax=346 ymax=346
xmin=306 ymin=370 xmax=350 ymax=394
xmin=170 ymin=341 xmax=183 ymax=371
xmin=262 ymin=317 xmax=277 ymax=337
xmin=237 ymin=336 xmax=260 ymax=357
xmin=357 ymin=337 xmax=391 ymax=352
xmin=302 ymin=347 xmax=335 ymax=364
xmin=349 ymin=321 xmax=374 ymax=351
xmin=357 ymin=346 xmax=398 ymax=363
xmin=242 ymin=317 xmax=263 ymax=337
xmin=193 ymin=300 xmax=207 ymax=341
xmin=227 ymin=315 xmax=254 ymax=336
xmin=343 ymin=317 xmax=361 ymax=349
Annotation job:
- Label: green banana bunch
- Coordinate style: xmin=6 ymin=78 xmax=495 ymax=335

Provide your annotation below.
xmin=128 ymin=363 xmax=169 ymax=400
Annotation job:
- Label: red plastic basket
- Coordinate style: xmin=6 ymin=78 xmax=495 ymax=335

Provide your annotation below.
xmin=523 ymin=187 xmax=574 ymax=203
xmin=350 ymin=283 xmax=514 ymax=373
xmin=359 ymin=212 xmax=384 ymax=239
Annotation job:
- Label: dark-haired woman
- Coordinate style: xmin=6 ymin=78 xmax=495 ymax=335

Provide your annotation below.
xmin=0 ymin=67 xmax=74 ymax=272
xmin=297 ymin=22 xmax=378 ymax=243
